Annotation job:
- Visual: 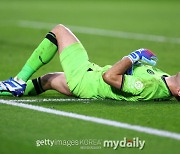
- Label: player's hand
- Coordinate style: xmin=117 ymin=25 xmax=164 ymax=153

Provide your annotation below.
xmin=127 ymin=48 xmax=158 ymax=66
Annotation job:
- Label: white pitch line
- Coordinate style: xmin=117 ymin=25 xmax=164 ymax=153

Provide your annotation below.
xmin=0 ymin=99 xmax=180 ymax=140
xmin=18 ymin=20 xmax=180 ymax=44
xmin=6 ymin=98 xmax=93 ymax=103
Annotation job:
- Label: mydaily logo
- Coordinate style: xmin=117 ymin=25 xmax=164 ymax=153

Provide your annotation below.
xmin=103 ymin=137 xmax=145 ymax=150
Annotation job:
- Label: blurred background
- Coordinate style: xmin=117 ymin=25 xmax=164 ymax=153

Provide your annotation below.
xmin=0 ymin=0 xmax=179 ymax=80
xmin=0 ymin=0 xmax=180 ymax=154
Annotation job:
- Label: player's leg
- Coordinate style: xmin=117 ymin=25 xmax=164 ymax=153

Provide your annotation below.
xmin=40 ymin=72 xmax=72 ymax=96
xmin=51 ymin=24 xmax=80 ymax=53
xmin=25 ymin=72 xmax=72 ymax=96
xmin=17 ymin=32 xmax=58 ymax=82
xmin=50 ymin=24 xmax=90 ymax=96
xmin=0 ymin=31 xmax=58 ymax=96
xmin=0 ymin=24 xmax=87 ymax=96
xmin=0 ymin=72 xmax=72 ymax=96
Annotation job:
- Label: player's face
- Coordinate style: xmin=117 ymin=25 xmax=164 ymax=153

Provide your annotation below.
xmin=177 ymin=72 xmax=180 ymax=85
xmin=176 ymin=72 xmax=180 ymax=101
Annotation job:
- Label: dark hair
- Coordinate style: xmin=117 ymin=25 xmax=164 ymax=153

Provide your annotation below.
xmin=176 ymin=96 xmax=180 ymax=101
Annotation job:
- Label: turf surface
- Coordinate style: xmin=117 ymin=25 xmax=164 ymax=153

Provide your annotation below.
xmin=0 ymin=0 xmax=180 ymax=153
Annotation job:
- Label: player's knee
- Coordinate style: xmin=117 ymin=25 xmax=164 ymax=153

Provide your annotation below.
xmin=51 ymin=24 xmax=69 ymax=36
xmin=55 ymin=24 xmax=66 ymax=31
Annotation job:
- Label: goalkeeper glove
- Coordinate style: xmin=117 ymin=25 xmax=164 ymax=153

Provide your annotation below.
xmin=127 ymin=48 xmax=158 ymax=66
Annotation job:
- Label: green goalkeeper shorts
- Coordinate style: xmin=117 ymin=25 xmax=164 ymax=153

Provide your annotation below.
xmin=60 ymin=42 xmax=112 ymax=98
xmin=60 ymin=42 xmax=91 ymax=95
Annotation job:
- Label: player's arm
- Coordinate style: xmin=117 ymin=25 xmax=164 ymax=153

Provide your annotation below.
xmin=103 ymin=57 xmax=132 ymax=89
xmin=102 ymin=48 xmax=158 ymax=89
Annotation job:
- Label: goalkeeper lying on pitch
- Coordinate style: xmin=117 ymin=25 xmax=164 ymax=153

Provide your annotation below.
xmin=0 ymin=24 xmax=180 ymax=101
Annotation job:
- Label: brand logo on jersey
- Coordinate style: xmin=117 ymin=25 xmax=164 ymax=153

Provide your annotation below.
xmin=147 ymin=69 xmax=154 ymax=75
xmin=134 ymin=81 xmax=143 ymax=90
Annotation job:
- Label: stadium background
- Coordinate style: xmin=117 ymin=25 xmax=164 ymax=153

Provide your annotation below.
xmin=0 ymin=0 xmax=180 ymax=153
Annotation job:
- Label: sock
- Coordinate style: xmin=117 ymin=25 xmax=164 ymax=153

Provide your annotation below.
xmin=24 ymin=77 xmax=45 ymax=96
xmin=0 ymin=77 xmax=45 ymax=96
xmin=0 ymin=91 xmax=12 ymax=96
xmin=17 ymin=32 xmax=58 ymax=82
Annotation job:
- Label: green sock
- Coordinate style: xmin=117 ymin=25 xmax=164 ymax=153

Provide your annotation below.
xmin=17 ymin=32 xmax=58 ymax=82
xmin=0 ymin=91 xmax=12 ymax=96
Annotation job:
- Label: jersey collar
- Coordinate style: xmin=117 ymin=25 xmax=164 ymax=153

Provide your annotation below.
xmin=161 ymin=75 xmax=173 ymax=96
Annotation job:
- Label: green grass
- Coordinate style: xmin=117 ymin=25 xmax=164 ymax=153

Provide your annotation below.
xmin=0 ymin=0 xmax=180 ymax=154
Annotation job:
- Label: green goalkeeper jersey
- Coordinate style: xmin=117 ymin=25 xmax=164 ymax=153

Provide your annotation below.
xmin=60 ymin=42 xmax=172 ymax=101
xmin=74 ymin=63 xmax=172 ymax=101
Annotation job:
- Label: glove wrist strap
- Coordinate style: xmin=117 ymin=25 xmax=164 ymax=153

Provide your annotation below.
xmin=127 ymin=52 xmax=140 ymax=64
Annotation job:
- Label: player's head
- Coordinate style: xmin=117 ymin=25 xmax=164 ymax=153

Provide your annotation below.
xmin=175 ymin=72 xmax=180 ymax=101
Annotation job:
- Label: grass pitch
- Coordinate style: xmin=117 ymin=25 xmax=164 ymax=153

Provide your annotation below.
xmin=0 ymin=0 xmax=180 ymax=154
